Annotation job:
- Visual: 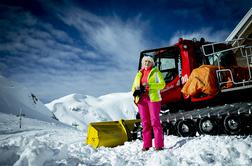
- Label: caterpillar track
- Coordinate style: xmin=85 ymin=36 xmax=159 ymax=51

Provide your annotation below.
xmin=161 ymin=101 xmax=252 ymax=137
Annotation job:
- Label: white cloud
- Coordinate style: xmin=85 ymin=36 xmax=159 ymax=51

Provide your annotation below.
xmin=57 ymin=7 xmax=150 ymax=66
xmin=169 ymin=28 xmax=230 ymax=45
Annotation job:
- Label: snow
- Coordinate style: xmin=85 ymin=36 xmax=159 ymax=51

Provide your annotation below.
xmin=0 ymin=112 xmax=83 ymax=166
xmin=45 ymin=92 xmax=138 ymax=131
xmin=0 ymin=75 xmax=57 ymax=123
xmin=1 ymin=112 xmax=252 ymax=166
xmin=1 ymin=75 xmax=252 ymax=166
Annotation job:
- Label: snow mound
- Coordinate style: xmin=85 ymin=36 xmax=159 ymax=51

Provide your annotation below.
xmin=0 ymin=75 xmax=57 ymax=123
xmin=46 ymin=92 xmax=138 ymax=131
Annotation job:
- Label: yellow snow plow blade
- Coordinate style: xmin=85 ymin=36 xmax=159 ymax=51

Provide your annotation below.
xmin=86 ymin=119 xmax=140 ymax=148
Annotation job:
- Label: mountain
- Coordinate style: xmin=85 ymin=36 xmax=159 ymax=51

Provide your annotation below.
xmin=46 ymin=92 xmax=138 ymax=131
xmin=0 ymin=75 xmax=57 ymax=123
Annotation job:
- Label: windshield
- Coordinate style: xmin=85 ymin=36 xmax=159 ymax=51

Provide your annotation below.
xmin=140 ymin=46 xmax=180 ymax=83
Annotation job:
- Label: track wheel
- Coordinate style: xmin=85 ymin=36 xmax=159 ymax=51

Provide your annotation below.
xmin=162 ymin=122 xmax=169 ymax=135
xmin=198 ymin=117 xmax=218 ymax=135
xmin=162 ymin=121 xmax=175 ymax=135
xmin=223 ymin=115 xmax=242 ymax=135
xmin=176 ymin=120 xmax=196 ymax=137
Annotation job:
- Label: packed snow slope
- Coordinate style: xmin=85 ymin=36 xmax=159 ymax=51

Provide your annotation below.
xmin=45 ymin=93 xmax=138 ymax=131
xmin=0 ymin=75 xmax=57 ymax=123
xmin=1 ymin=112 xmax=252 ymax=166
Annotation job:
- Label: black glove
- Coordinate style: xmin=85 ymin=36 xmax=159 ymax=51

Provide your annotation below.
xmin=133 ymin=89 xmax=141 ymax=97
xmin=133 ymin=85 xmax=146 ymax=97
xmin=140 ymin=85 xmax=146 ymax=93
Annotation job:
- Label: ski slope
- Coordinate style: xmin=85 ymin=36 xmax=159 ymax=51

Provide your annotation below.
xmin=0 ymin=75 xmax=57 ymax=123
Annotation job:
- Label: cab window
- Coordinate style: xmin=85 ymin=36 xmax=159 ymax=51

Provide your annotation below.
xmin=157 ymin=57 xmax=178 ymax=83
xmin=140 ymin=46 xmax=179 ymax=83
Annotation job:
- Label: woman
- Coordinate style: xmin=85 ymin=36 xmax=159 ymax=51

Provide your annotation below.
xmin=132 ymin=55 xmax=165 ymax=151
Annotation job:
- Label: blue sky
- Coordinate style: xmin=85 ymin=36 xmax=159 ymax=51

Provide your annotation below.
xmin=0 ymin=0 xmax=251 ymax=103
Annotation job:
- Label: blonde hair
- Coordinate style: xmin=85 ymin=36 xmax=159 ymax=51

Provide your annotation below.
xmin=141 ymin=56 xmax=155 ymax=68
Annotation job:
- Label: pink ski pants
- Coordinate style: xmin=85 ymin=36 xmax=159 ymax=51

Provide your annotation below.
xmin=137 ymin=94 xmax=164 ymax=149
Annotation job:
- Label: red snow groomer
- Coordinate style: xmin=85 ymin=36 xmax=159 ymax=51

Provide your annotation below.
xmin=137 ymin=37 xmax=252 ymax=137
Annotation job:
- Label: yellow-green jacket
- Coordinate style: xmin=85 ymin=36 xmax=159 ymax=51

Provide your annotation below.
xmin=132 ymin=67 xmax=165 ymax=104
